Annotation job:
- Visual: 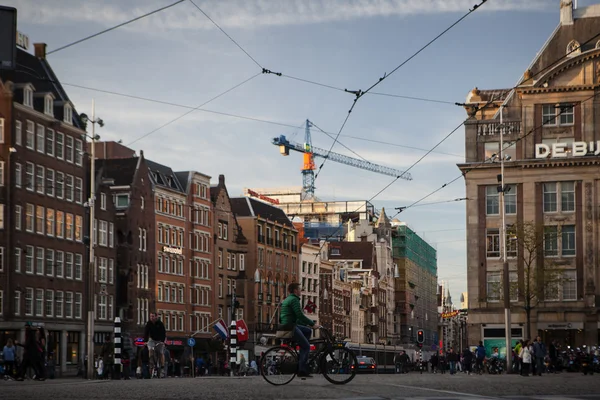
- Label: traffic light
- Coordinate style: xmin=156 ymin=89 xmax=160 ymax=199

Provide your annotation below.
xmin=417 ymin=329 xmax=424 ymax=344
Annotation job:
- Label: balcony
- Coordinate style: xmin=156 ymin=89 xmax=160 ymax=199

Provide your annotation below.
xmin=258 ymin=234 xmax=265 ymax=244
xmin=476 ymin=120 xmax=520 ymax=137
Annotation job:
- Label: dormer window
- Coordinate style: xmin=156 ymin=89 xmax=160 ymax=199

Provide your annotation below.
xmin=64 ymin=104 xmax=72 ymax=125
xmin=44 ymin=95 xmax=54 ymax=116
xmin=566 ymin=40 xmax=581 ymax=57
xmin=24 ymin=87 xmax=33 ymax=108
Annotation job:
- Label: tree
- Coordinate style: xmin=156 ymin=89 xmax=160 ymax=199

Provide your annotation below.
xmin=504 ymin=221 xmax=564 ymax=339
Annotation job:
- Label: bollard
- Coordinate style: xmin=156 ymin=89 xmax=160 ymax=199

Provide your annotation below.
xmin=113 ymin=317 xmax=122 ymax=379
xmin=229 ymin=320 xmax=237 ymax=377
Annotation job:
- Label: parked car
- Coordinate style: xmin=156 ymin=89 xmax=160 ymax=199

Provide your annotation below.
xmin=353 ymin=356 xmax=376 ymax=373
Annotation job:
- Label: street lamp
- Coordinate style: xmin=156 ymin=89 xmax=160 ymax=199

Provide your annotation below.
xmin=79 ymin=101 xmax=104 ymax=380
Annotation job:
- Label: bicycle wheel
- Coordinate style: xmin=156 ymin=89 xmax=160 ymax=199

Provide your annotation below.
xmin=260 ymin=345 xmax=298 ymax=386
xmin=320 ymin=346 xmax=358 ymax=385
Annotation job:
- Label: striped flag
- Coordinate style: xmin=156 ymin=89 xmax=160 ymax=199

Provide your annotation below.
xmin=213 ymin=319 xmax=228 ymax=339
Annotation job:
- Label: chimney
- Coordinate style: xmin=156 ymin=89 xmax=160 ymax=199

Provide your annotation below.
xmin=219 ymin=174 xmax=225 ymax=185
xmin=34 ymin=43 xmax=47 ymax=59
xmin=560 ymin=0 xmax=574 ymax=25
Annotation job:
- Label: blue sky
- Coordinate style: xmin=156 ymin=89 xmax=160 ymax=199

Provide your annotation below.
xmin=8 ymin=0 xmax=595 ymax=301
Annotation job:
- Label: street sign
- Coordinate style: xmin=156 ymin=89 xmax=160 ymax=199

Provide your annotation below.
xmin=187 ymin=337 xmax=196 ymax=347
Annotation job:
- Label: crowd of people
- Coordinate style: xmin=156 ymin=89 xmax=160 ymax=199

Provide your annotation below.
xmin=1 ymin=324 xmax=51 ymax=381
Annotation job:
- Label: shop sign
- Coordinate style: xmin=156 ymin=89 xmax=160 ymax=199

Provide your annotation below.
xmin=537 ymin=322 xmax=583 ymax=330
xmin=163 ymin=246 xmax=182 ymax=255
xmin=441 ymin=310 xmax=459 ymax=319
xmin=247 ymin=189 xmax=280 ymax=205
xmin=535 ymin=141 xmax=600 ymax=159
xmin=165 ymin=339 xmax=184 ymax=346
xmin=134 ymin=337 xmax=146 ymax=347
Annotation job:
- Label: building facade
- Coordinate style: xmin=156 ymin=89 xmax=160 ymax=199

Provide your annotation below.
xmin=0 ymin=43 xmax=114 ymax=373
xmin=230 ymin=196 xmax=299 ymax=354
xmin=300 ymin=243 xmax=321 ymax=326
xmin=210 ymin=175 xmax=248 ymax=328
xmin=459 ymin=1 xmax=600 ymax=348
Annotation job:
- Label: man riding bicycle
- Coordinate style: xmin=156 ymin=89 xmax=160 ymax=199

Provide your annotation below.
xmin=279 ymin=283 xmax=321 ymax=378
xmin=144 ymin=312 xmax=167 ymax=377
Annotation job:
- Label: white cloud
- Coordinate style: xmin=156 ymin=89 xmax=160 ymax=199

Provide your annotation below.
xmin=10 ymin=0 xmax=551 ymax=32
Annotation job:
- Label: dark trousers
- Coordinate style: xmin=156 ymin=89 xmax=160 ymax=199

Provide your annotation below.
xmin=521 ymin=362 xmax=530 ymax=376
xmin=293 ymin=325 xmax=312 ymax=374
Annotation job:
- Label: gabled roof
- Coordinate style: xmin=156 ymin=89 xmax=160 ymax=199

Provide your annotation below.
xmin=174 ymin=171 xmax=191 ymax=193
xmin=96 ymin=157 xmax=140 ymax=187
xmin=211 ymin=175 xmax=248 ymax=245
xmin=231 ymin=197 xmax=294 ymax=228
xmin=0 ymin=48 xmax=84 ymax=128
xmin=146 ymin=159 xmax=185 ymax=193
xmin=327 ymin=241 xmax=375 ymax=270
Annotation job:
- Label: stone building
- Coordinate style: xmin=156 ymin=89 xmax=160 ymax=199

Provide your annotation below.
xmin=459 ymin=1 xmax=600 ymax=348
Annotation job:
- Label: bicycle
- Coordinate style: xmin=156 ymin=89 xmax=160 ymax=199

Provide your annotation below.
xmin=260 ymin=326 xmax=358 ymax=386
xmin=147 ymin=340 xmax=165 ymax=379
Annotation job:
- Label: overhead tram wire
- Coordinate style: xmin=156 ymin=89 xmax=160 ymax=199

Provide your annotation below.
xmin=126 ymin=72 xmax=262 ymax=146
xmin=188 ymin=0 xmax=263 ymax=69
xmin=47 ymin=0 xmax=186 ymax=55
xmin=391 ymin=90 xmax=600 ymax=220
xmin=314 ymin=0 xmax=488 ymax=180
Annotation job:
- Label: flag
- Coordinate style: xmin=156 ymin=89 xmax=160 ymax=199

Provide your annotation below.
xmin=213 ymin=319 xmax=228 ymax=340
xmin=236 ymin=319 xmax=249 ymax=342
xmin=304 ymin=300 xmax=317 ymax=313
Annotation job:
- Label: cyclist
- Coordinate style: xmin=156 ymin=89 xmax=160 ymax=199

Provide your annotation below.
xmin=144 ymin=312 xmax=167 ymax=378
xmin=279 ymin=282 xmax=321 ymax=378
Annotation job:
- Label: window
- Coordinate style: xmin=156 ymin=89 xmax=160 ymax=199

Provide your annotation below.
xmin=218 ymin=277 xmax=223 ymax=298
xmin=99 ymin=258 xmax=107 ymax=283
xmin=542 ymin=103 xmax=574 ymax=126
xmin=546 ymin=270 xmax=577 ymax=301
xmin=55 ymin=171 xmax=64 ymax=199
xmin=65 ymin=292 xmax=73 ymax=318
xmin=562 ymin=270 xmax=577 ymax=300
xmin=65 ymin=175 xmax=74 ymax=201
xmin=75 ymin=139 xmax=83 ymax=166
xmin=99 ymin=220 xmax=108 ymax=246
xmin=0 ymin=247 xmax=3 ymax=271
xmin=64 ymin=104 xmax=73 ymax=124
xmin=45 ymin=290 xmax=54 ymax=317
xmin=46 ymin=129 xmax=54 ymax=156
xmin=98 ymin=295 xmax=107 ymax=320
xmin=109 ymin=259 xmax=114 ymax=284
xmin=75 ymin=254 xmax=82 ymax=280
xmin=218 ymin=250 xmax=222 ymax=269
xmin=46 ymin=208 xmax=55 ymax=237
xmin=36 ymin=247 xmax=44 ymax=275
xmin=115 ymin=194 xmax=129 ymax=208
xmin=14 ymin=247 xmax=21 ymax=273
xmin=25 ymin=162 xmax=34 ymax=191
xmin=56 ymin=211 xmax=64 ymax=238
xmin=14 ymin=291 xmax=21 ymax=316
xmin=46 ymin=249 xmax=54 ymax=276
xmin=544 ymin=182 xmax=575 ymax=213
xmin=0 ymin=118 xmax=3 ymax=143
xmin=15 ymin=163 xmax=22 ymax=188
xmin=56 ymin=132 xmax=64 ymax=159
xmin=36 ymin=205 xmax=45 ymax=234
xmin=543 ymin=183 xmax=557 ymax=212
xmin=75 ymin=178 xmax=83 ymax=203
xmin=15 ymin=121 xmax=22 ymax=146
xmin=506 ymin=233 xmax=517 ymax=258
xmin=0 ymin=162 xmax=3 ymax=186
xmin=65 ymin=253 xmax=73 ymax=279
xmin=46 ymin=169 xmax=55 ymax=196
xmin=65 ymin=213 xmax=74 ymax=240
xmin=485 ymin=186 xmax=499 ymax=215
xmin=55 ymin=251 xmax=64 ymax=278
xmin=101 ymin=193 xmax=106 ymax=210
xmin=55 ymin=291 xmax=63 ymax=318
xmin=560 ymin=182 xmax=575 ymax=212
xmin=487 ymin=273 xmax=501 ymax=302
xmin=36 ymin=125 xmax=45 ymax=153
xmin=0 ymin=205 xmax=3 ymax=229
xmin=75 ymin=293 xmax=82 ymax=319
xmin=25 ymin=288 xmax=33 ymax=316
xmin=504 ymin=184 xmax=517 ymax=214
xmin=26 ymin=121 xmax=34 ymax=149
xmin=24 ymin=87 xmax=33 ymax=107
xmin=486 ymin=229 xmax=500 ymax=258
xmin=36 ymin=165 xmax=45 ymax=194
xmin=240 ymin=254 xmax=245 ymax=271
xmin=75 ymin=215 xmax=83 ymax=242
xmin=65 ymin=136 xmax=74 ymax=163
xmin=109 ymin=223 xmax=114 ymax=248
xmin=561 ymin=225 xmax=576 ymax=256
xmin=218 ymin=223 xmax=222 ymax=239
xmin=25 ymin=246 xmax=33 ymax=274
xmin=35 ymin=289 xmax=43 ymax=316
xmin=224 ymin=223 xmax=228 ymax=240
xmin=15 ymin=205 xmax=22 ymax=231
xmin=544 ymin=226 xmax=558 ymax=257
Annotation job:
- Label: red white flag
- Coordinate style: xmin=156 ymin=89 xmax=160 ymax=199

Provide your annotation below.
xmin=304 ymin=300 xmax=317 ymax=313
xmin=236 ymin=319 xmax=249 ymax=342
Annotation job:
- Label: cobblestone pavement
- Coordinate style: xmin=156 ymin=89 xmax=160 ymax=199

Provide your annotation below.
xmin=1 ymin=372 xmax=599 ymax=400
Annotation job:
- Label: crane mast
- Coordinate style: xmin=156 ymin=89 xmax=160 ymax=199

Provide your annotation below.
xmin=273 ymin=119 xmax=412 ymax=198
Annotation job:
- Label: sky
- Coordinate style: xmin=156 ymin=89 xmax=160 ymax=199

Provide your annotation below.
xmin=7 ymin=0 xmax=596 ymax=302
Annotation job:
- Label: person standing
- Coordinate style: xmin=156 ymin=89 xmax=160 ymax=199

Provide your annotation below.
xmin=475 ymin=341 xmax=486 ymax=375
xmin=462 ymin=348 xmax=473 ymax=375
xmin=100 ymin=336 xmax=114 ymax=379
xmin=15 ymin=326 xmax=43 ymax=381
xmin=533 ymin=336 xmax=547 ymax=376
xmin=520 ymin=340 xmax=532 ymax=376
xmin=3 ymin=339 xmax=16 ymax=379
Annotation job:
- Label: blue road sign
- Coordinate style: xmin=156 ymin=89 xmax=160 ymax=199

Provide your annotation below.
xmin=187 ymin=338 xmax=196 ymax=347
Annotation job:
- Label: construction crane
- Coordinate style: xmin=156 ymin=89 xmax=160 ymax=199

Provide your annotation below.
xmin=273 ymin=119 xmax=412 ymax=199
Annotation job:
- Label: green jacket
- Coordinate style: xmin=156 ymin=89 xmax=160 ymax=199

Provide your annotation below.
xmin=279 ymin=294 xmax=315 ymax=328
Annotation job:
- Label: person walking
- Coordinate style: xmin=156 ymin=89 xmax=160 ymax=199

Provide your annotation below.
xmin=475 ymin=341 xmax=486 ymax=375
xmin=533 ymin=336 xmax=547 ymax=376
xmin=3 ymin=338 xmax=17 ymax=379
xmin=15 ymin=325 xmax=43 ymax=381
xmin=462 ymin=348 xmax=473 ymax=375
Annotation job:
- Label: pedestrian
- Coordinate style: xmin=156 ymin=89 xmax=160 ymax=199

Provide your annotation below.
xmin=399 ymin=351 xmax=410 ymax=374
xmin=430 ymin=353 xmax=439 ymax=373
xmin=122 ymin=351 xmax=131 ymax=380
xmin=475 ymin=341 xmax=486 ymax=375
xmin=533 ymin=336 xmax=547 ymax=376
xmin=15 ymin=325 xmax=43 ymax=381
xmin=3 ymin=338 xmax=17 ymax=379
xmin=238 ymin=353 xmax=248 ymax=376
xmin=394 ymin=352 xmax=402 ymax=373
xmin=46 ymin=353 xmax=56 ymax=379
xmin=447 ymin=348 xmax=458 ymax=375
xmin=520 ymin=340 xmax=532 ymax=376
xmin=100 ymin=336 xmax=114 ymax=379
xmin=462 ymin=348 xmax=473 ymax=375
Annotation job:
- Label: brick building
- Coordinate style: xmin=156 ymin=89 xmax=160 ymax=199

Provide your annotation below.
xmin=230 ymin=197 xmax=299 ymax=355
xmin=210 ymin=175 xmax=248 ymax=327
xmin=0 ymin=43 xmax=115 ymax=374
